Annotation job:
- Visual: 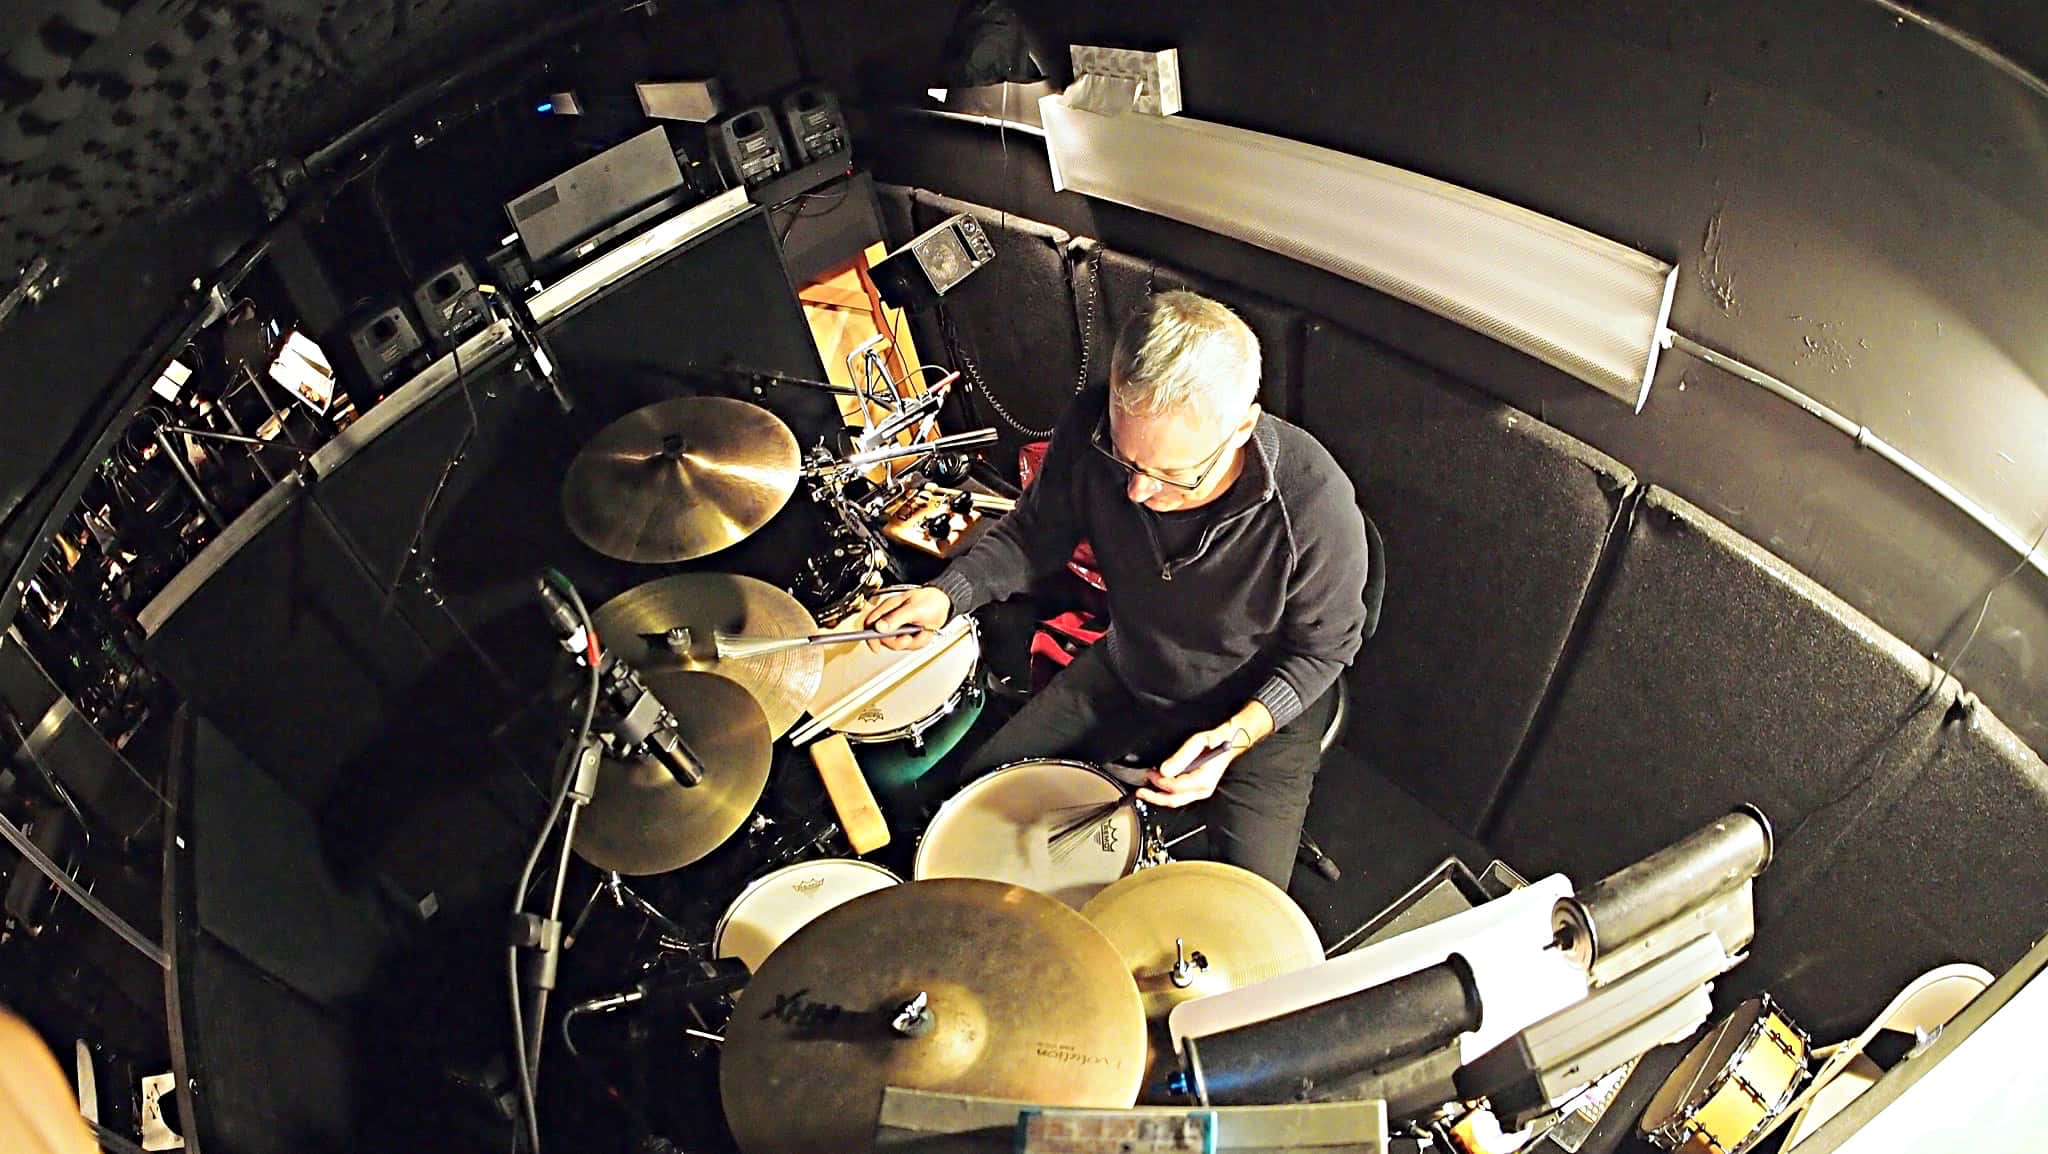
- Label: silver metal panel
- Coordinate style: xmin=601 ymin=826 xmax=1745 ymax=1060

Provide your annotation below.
xmin=530 ymin=186 xmax=752 ymax=325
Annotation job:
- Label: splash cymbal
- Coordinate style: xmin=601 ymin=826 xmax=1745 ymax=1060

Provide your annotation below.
xmin=562 ymin=397 xmax=799 ymax=563
xmin=590 ymin=573 xmax=821 ymax=739
xmin=1080 ymin=861 xmax=1325 ymax=1098
xmin=720 ymin=878 xmax=1148 ymax=1154
xmin=573 ymin=671 xmax=771 ymax=875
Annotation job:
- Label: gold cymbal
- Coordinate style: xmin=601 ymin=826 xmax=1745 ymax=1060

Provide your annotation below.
xmin=720 ymin=878 xmax=1148 ymax=1154
xmin=562 ymin=397 xmax=799 ymax=563
xmin=573 ymin=671 xmax=771 ymax=875
xmin=591 ymin=573 xmax=821 ymax=739
xmin=1080 ymin=861 xmax=1324 ymax=1020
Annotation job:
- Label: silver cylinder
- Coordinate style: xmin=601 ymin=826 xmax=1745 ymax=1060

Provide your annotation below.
xmin=1562 ymin=805 xmax=1772 ymax=964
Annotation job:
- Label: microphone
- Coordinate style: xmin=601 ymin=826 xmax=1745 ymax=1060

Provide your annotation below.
xmin=535 ymin=576 xmax=705 ymax=786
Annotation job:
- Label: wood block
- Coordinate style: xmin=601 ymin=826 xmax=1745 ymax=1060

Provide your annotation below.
xmin=810 ymin=732 xmax=890 ymax=853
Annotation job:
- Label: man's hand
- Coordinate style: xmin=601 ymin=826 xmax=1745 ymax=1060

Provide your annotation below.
xmin=859 ymin=585 xmax=952 ymax=651
xmin=1139 ymin=725 xmax=1251 ymax=808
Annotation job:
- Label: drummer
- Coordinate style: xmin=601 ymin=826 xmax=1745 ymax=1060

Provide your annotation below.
xmin=863 ymin=291 xmax=1369 ymax=888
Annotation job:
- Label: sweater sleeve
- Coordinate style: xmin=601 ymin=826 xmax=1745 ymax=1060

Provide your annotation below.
xmin=1251 ymin=471 xmax=1370 ymax=729
xmin=928 ymin=394 xmax=1098 ymax=619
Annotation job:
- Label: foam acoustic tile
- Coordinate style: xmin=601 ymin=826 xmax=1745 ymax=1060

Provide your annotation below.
xmin=1300 ymin=321 xmax=1634 ymax=836
xmin=911 ymin=188 xmax=1083 ymax=440
xmin=1491 ymin=486 xmax=1942 ymax=885
xmin=1091 ymin=246 xmax=1304 ymax=420
xmin=1729 ymin=701 xmax=2048 ymax=1038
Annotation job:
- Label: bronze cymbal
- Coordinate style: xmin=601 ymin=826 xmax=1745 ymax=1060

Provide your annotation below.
xmin=1080 ymin=862 xmax=1324 ymax=1100
xmin=720 ymin=878 xmax=1148 ymax=1154
xmin=573 ymin=671 xmax=771 ymax=876
xmin=591 ymin=573 xmax=821 ymax=739
xmin=1080 ymin=861 xmax=1324 ymax=1020
xmin=562 ymin=397 xmax=799 ymax=563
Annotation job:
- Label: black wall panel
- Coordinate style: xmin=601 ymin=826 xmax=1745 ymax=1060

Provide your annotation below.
xmin=1300 ymin=322 xmax=1634 ymax=835
xmin=1731 ymin=705 xmax=2048 ymax=1038
xmin=910 ymin=189 xmax=1084 ymax=449
xmin=1491 ymin=487 xmax=1945 ymax=883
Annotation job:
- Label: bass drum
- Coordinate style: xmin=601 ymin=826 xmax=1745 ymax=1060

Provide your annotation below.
xmin=810 ymin=586 xmax=984 ymax=793
xmin=711 ymin=858 xmax=902 ymax=974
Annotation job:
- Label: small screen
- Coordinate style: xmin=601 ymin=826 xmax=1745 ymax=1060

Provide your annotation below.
xmin=916 ymin=228 xmax=974 ymax=292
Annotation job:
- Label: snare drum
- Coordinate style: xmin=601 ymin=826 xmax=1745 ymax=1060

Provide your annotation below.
xmin=1641 ymin=995 xmax=1809 ymax=1154
xmin=914 ymin=759 xmax=1146 ymax=909
xmin=810 ymin=586 xmax=984 ymax=791
xmin=711 ymin=859 xmax=901 ymax=973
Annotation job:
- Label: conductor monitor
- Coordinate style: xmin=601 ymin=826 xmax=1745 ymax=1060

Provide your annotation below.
xmin=871 ymin=214 xmax=995 ymax=311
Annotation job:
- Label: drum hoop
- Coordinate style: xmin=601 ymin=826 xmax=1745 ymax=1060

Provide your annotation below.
xmin=914 ymin=759 xmax=1140 ymax=877
xmin=1650 ymin=995 xmax=1803 ymax=1150
xmin=711 ymin=858 xmax=903 ymax=956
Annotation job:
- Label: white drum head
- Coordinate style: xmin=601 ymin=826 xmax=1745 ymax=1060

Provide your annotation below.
xmin=914 ymin=760 xmax=1140 ymax=909
xmin=712 ymin=859 xmax=901 ymax=973
xmin=811 ymin=620 xmax=980 ymax=738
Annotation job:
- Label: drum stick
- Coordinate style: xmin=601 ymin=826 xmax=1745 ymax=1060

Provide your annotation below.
xmin=788 ymin=619 xmax=973 ymax=746
xmin=1047 ymin=743 xmax=1242 ymax=855
xmin=712 ymin=626 xmax=927 ymax=661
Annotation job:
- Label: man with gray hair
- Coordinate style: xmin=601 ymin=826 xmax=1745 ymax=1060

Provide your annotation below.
xmin=864 ymin=290 xmax=1369 ymax=887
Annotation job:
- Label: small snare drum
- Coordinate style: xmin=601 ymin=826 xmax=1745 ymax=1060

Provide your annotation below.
xmin=914 ymin=759 xmax=1149 ymax=909
xmin=711 ymin=859 xmax=901 ymax=973
xmin=1641 ymin=994 xmax=1809 ymax=1154
xmin=810 ymin=586 xmax=984 ymax=790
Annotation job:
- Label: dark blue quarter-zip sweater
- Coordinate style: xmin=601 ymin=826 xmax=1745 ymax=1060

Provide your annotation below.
xmin=931 ymin=386 xmax=1368 ymax=729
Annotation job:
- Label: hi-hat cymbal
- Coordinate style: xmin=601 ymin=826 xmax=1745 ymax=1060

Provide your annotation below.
xmin=720 ymin=878 xmax=1148 ymax=1154
xmin=574 ymin=671 xmax=771 ymax=875
xmin=562 ymin=397 xmax=800 ymax=563
xmin=591 ymin=573 xmax=821 ymax=739
xmin=1080 ymin=861 xmax=1324 ymax=1020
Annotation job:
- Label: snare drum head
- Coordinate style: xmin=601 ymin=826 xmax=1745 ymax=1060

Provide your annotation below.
xmin=1641 ymin=996 xmax=1768 ymax=1145
xmin=914 ymin=760 xmax=1139 ymax=909
xmin=811 ymin=599 xmax=979 ymax=737
xmin=713 ymin=859 xmax=901 ymax=973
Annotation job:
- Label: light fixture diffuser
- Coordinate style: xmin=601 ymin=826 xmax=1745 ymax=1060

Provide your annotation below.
xmin=1041 ymin=97 xmax=1677 ymax=409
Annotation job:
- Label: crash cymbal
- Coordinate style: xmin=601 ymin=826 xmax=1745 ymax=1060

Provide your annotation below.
xmin=562 ymin=397 xmax=800 ymax=563
xmin=1080 ymin=861 xmax=1324 ymax=1020
xmin=573 ymin=671 xmax=771 ymax=875
xmin=720 ymin=878 xmax=1148 ymax=1154
xmin=591 ymin=573 xmax=821 ymax=739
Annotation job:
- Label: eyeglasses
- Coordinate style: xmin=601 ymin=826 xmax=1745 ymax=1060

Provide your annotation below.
xmin=1089 ymin=411 xmax=1241 ymax=493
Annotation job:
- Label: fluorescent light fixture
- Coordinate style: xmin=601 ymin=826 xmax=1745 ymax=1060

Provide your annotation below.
xmin=1041 ymin=98 xmax=1678 ymax=409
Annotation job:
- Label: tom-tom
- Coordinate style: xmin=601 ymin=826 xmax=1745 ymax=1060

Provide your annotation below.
xmin=914 ymin=759 xmax=1156 ymax=909
xmin=810 ymin=585 xmax=984 ymax=791
xmin=1641 ymin=994 xmax=1809 ymax=1154
xmin=712 ymin=858 xmax=901 ymax=974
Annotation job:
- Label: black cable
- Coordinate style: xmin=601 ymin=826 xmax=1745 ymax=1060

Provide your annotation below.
xmin=508 ymin=571 xmax=599 ymax=1154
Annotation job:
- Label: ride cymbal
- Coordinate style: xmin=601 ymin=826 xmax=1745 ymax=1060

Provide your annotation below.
xmin=573 ymin=671 xmax=771 ymax=875
xmin=720 ymin=878 xmax=1148 ymax=1154
xmin=562 ymin=397 xmax=799 ymax=563
xmin=591 ymin=573 xmax=821 ymax=739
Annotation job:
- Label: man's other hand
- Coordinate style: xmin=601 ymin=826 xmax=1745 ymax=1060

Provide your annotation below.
xmin=859 ymin=585 xmax=952 ymax=651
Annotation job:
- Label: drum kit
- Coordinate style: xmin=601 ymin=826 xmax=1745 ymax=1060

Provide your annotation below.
xmin=533 ymin=390 xmax=1330 ymax=1151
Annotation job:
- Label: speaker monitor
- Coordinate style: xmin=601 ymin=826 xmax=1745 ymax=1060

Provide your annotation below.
xmin=345 ymin=303 xmax=425 ymax=388
xmin=780 ymin=85 xmax=848 ymax=164
xmin=411 ymin=260 xmax=488 ymax=346
xmin=710 ymin=105 xmax=792 ymax=189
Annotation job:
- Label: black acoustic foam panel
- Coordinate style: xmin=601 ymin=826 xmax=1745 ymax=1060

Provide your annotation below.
xmin=1730 ymin=702 xmax=2048 ymax=1038
xmin=911 ymin=189 xmax=1083 ymax=443
xmin=1300 ymin=322 xmax=1634 ymax=835
xmin=1089 ymin=246 xmax=1303 ymax=420
xmin=190 ymin=715 xmax=397 ymax=1009
xmin=1490 ymin=486 xmax=1943 ymax=883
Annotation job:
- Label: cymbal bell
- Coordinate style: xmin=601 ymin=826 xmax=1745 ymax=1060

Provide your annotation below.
xmin=591 ymin=573 xmax=821 ymax=739
xmin=562 ymin=397 xmax=799 ymax=563
xmin=1080 ymin=862 xmax=1324 ymax=1099
xmin=720 ymin=878 xmax=1148 ymax=1154
xmin=573 ymin=671 xmax=771 ymax=875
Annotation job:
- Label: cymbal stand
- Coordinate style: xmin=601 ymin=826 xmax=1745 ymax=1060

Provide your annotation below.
xmin=564 ymin=870 xmax=695 ymax=954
